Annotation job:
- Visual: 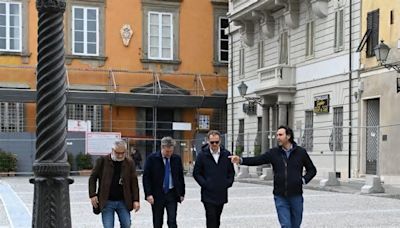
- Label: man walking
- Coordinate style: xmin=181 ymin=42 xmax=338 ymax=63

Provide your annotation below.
xmin=230 ymin=126 xmax=316 ymax=228
xmin=143 ymin=136 xmax=185 ymax=228
xmin=193 ymin=130 xmax=235 ymax=228
xmin=89 ymin=140 xmax=140 ymax=228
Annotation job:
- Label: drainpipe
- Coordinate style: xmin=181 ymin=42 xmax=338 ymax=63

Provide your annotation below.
xmin=348 ymin=0 xmax=353 ymax=178
xmin=229 ymin=21 xmax=235 ymax=153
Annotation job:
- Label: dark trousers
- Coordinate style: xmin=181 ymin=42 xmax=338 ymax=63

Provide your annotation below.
xmin=203 ymin=202 xmax=224 ymax=228
xmin=151 ymin=190 xmax=178 ymax=228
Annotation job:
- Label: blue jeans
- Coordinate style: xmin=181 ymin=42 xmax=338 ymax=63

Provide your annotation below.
xmin=102 ymin=200 xmax=131 ymax=228
xmin=274 ymin=195 xmax=303 ymax=228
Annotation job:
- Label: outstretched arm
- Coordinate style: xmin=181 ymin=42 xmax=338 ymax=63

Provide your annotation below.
xmin=229 ymin=151 xmax=272 ymax=166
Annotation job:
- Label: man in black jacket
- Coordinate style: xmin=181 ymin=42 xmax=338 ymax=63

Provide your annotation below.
xmin=143 ymin=136 xmax=185 ymax=228
xmin=193 ymin=130 xmax=235 ymax=228
xmin=230 ymin=126 xmax=317 ymax=228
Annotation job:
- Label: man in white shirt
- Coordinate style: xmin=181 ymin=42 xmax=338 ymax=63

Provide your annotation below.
xmin=193 ymin=130 xmax=235 ymax=228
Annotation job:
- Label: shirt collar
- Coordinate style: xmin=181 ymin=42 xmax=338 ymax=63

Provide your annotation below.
xmin=282 ymin=144 xmax=293 ymax=153
xmin=210 ymin=147 xmax=220 ymax=154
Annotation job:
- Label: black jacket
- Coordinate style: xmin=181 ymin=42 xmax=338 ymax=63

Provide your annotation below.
xmin=142 ymin=151 xmax=185 ymax=202
xmin=193 ymin=144 xmax=235 ymax=205
xmin=242 ymin=143 xmax=317 ymax=197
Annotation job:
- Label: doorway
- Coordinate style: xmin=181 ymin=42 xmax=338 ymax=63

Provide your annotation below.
xmin=366 ymin=98 xmax=380 ymax=175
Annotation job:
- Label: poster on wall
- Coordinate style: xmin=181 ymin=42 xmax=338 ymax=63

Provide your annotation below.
xmin=86 ymin=132 xmax=121 ymax=155
xmin=68 ymin=119 xmax=91 ymax=132
xmin=314 ymin=94 xmax=330 ymax=114
xmin=198 ymin=115 xmax=210 ymax=130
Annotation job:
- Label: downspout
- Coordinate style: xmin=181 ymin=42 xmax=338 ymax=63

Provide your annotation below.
xmin=229 ymin=22 xmax=235 ymax=153
xmin=348 ymin=0 xmax=353 ymax=178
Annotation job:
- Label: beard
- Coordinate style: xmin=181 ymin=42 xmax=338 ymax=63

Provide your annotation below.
xmin=111 ymin=153 xmax=125 ymax=161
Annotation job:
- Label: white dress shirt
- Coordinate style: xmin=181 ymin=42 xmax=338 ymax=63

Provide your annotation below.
xmin=210 ymin=148 xmax=220 ymax=163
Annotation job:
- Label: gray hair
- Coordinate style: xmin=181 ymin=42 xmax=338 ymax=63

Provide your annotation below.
xmin=161 ymin=136 xmax=176 ymax=148
xmin=113 ymin=140 xmax=127 ymax=150
xmin=207 ymin=130 xmax=221 ymax=139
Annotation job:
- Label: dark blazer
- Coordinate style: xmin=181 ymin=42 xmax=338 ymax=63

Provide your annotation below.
xmin=142 ymin=151 xmax=185 ymax=202
xmin=88 ymin=155 xmax=140 ymax=211
xmin=193 ymin=144 xmax=235 ymax=205
xmin=242 ymin=142 xmax=317 ymax=197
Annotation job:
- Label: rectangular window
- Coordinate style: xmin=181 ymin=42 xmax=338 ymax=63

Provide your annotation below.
xmin=0 ymin=102 xmax=24 ymax=132
xmin=302 ymin=111 xmax=313 ymax=152
xmin=0 ymin=2 xmax=21 ymax=52
xmin=334 ymin=10 xmax=344 ymax=51
xmin=331 ymin=107 xmax=343 ymax=151
xmin=366 ymin=9 xmax=379 ymax=57
xmin=306 ymin=21 xmax=314 ymax=57
xmin=218 ymin=17 xmax=228 ymax=63
xmin=72 ymin=6 xmax=99 ymax=56
xmin=67 ymin=104 xmax=102 ymax=132
xmin=257 ymin=40 xmax=264 ymax=69
xmin=148 ymin=11 xmax=173 ymax=60
xmin=279 ymin=31 xmax=288 ymax=64
xmin=239 ymin=48 xmax=244 ymax=76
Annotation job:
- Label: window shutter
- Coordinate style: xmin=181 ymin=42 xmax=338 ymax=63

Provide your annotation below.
xmin=306 ymin=23 xmax=310 ymax=56
xmin=366 ymin=10 xmax=379 ymax=57
xmin=334 ymin=10 xmax=344 ymax=50
xmin=338 ymin=10 xmax=344 ymax=48
xmin=310 ymin=21 xmax=314 ymax=54
xmin=372 ymin=10 xmax=379 ymax=54
xmin=334 ymin=11 xmax=338 ymax=48
xmin=239 ymin=48 xmax=244 ymax=75
xmin=258 ymin=40 xmax=264 ymax=69
xmin=279 ymin=32 xmax=288 ymax=64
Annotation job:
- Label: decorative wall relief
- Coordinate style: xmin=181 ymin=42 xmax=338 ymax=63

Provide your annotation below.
xmin=120 ymin=24 xmax=133 ymax=47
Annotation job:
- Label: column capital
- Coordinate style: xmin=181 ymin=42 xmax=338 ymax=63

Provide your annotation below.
xmin=36 ymin=0 xmax=66 ymax=13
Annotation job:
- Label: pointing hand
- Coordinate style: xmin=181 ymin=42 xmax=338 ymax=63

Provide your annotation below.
xmin=228 ymin=155 xmax=241 ymax=164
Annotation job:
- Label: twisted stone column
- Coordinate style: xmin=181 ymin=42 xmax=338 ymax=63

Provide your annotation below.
xmin=30 ymin=1 xmax=73 ymax=227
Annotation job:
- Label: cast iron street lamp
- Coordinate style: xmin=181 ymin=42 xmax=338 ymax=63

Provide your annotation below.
xmin=237 ymin=81 xmax=262 ymax=105
xmin=374 ymin=40 xmax=400 ymax=93
xmin=30 ymin=1 xmax=73 ymax=227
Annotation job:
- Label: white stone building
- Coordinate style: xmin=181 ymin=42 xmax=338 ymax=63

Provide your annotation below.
xmin=227 ymin=0 xmax=361 ymax=178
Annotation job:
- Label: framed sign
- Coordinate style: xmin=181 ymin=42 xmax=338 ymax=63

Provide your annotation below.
xmin=198 ymin=115 xmax=210 ymax=130
xmin=314 ymin=94 xmax=330 ymax=113
xmin=86 ymin=132 xmax=121 ymax=155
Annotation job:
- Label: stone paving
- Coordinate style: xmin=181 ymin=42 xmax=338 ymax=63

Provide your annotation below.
xmin=1 ymin=176 xmax=400 ymax=227
xmin=0 ymin=199 xmax=10 ymax=228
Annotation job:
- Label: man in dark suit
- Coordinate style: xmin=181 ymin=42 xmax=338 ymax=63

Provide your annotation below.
xmin=143 ymin=136 xmax=185 ymax=228
xmin=193 ymin=130 xmax=235 ymax=228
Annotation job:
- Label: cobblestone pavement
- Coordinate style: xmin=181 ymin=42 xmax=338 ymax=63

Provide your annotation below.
xmin=1 ymin=176 xmax=400 ymax=228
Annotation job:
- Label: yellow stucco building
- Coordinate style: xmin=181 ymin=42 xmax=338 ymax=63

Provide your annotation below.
xmin=358 ymin=0 xmax=400 ymax=184
xmin=0 ymin=0 xmax=229 ymax=169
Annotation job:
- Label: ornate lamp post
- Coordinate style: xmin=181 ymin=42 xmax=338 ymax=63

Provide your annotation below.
xmin=30 ymin=0 xmax=73 ymax=227
xmin=237 ymin=81 xmax=270 ymax=152
xmin=237 ymin=81 xmax=262 ymax=104
xmin=374 ymin=40 xmax=400 ymax=93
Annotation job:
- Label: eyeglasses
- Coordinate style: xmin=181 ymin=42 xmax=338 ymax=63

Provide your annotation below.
xmin=113 ymin=150 xmax=126 ymax=155
xmin=209 ymin=141 xmax=219 ymax=145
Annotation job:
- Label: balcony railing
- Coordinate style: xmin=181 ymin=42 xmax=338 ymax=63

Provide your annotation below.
xmin=257 ymin=64 xmax=295 ymax=88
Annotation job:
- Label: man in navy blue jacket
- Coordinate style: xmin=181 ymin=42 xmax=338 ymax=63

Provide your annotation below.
xmin=143 ymin=137 xmax=185 ymax=228
xmin=230 ymin=126 xmax=317 ymax=228
xmin=193 ymin=130 xmax=235 ymax=228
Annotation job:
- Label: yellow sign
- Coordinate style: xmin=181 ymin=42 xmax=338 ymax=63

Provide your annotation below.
xmin=314 ymin=95 xmax=329 ymax=113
